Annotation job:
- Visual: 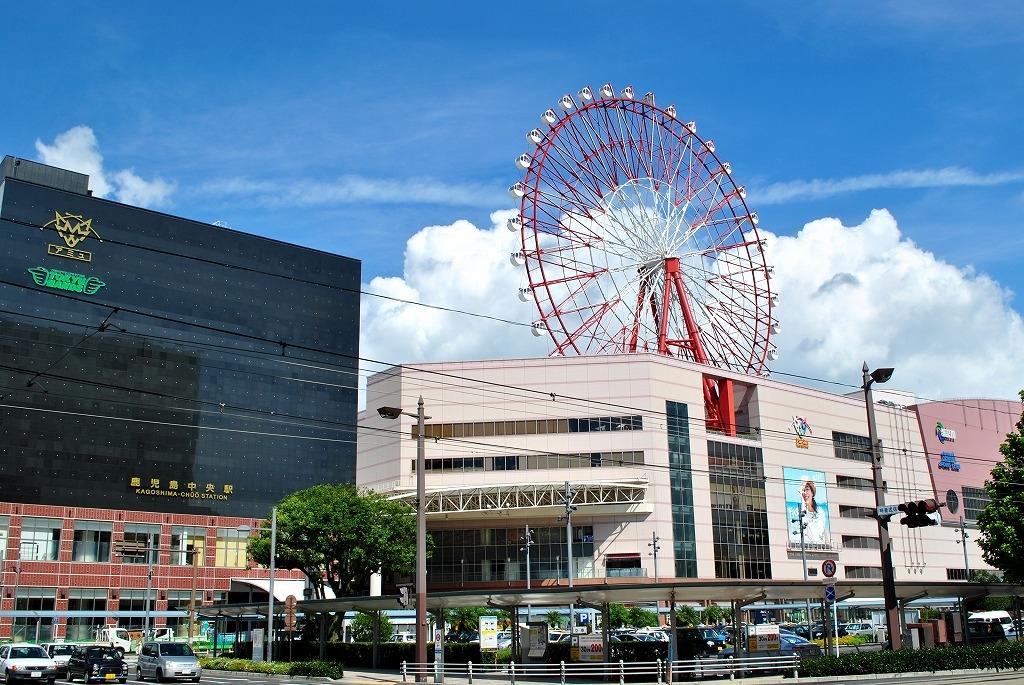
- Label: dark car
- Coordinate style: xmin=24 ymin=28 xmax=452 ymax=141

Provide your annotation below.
xmin=720 ymin=633 xmax=823 ymax=660
xmin=968 ymin=621 xmax=1007 ymax=644
xmin=66 ymin=646 xmax=128 ymax=684
xmin=676 ymin=627 xmax=723 ymax=659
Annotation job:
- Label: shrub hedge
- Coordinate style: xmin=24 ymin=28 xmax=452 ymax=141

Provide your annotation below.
xmin=800 ymin=640 xmax=1024 ymax=677
xmin=199 ymin=657 xmax=343 ymax=679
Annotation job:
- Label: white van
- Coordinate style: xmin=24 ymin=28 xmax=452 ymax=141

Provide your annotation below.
xmin=969 ymin=611 xmax=1017 ymax=638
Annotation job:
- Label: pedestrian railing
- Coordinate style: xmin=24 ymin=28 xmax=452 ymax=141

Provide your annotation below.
xmin=400 ymin=655 xmax=800 ymax=683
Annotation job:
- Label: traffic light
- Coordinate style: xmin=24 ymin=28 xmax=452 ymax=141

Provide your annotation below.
xmin=398 ymin=585 xmax=410 ymax=608
xmin=898 ymin=499 xmax=940 ymax=528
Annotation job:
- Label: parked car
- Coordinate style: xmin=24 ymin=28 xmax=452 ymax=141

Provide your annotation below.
xmin=676 ymin=627 xmax=723 ymax=659
xmin=136 ymin=642 xmax=201 ymax=683
xmin=967 ymin=621 xmax=1008 ymax=644
xmin=66 ymin=646 xmax=127 ymax=684
xmin=720 ymin=633 xmax=823 ymax=660
xmin=699 ymin=628 xmax=728 ymax=649
xmin=387 ymin=633 xmax=415 ymax=643
xmin=844 ymin=622 xmax=879 ymax=637
xmin=0 ymin=644 xmax=57 ymax=684
xmin=40 ymin=645 xmax=75 ymax=676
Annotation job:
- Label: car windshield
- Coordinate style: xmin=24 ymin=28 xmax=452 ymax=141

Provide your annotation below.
xmin=11 ymin=647 xmax=48 ymax=659
xmin=159 ymin=644 xmax=195 ymax=657
xmin=782 ymin=635 xmax=810 ymax=645
xmin=86 ymin=648 xmax=121 ymax=660
xmin=50 ymin=646 xmax=75 ymax=655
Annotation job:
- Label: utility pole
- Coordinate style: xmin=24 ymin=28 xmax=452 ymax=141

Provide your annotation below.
xmin=187 ymin=548 xmax=199 ymax=642
xmin=955 ymin=516 xmax=970 ymax=579
xmin=648 ymin=533 xmax=661 ymax=582
xmin=792 ymin=507 xmax=813 ymax=643
xmin=143 ymin=533 xmax=154 ymax=640
xmin=563 ymin=482 xmax=577 ymax=636
xmin=863 ymin=362 xmax=901 ymax=650
xmin=521 ymin=525 xmax=534 ymax=624
xmin=267 ymin=506 xmax=277 ymax=663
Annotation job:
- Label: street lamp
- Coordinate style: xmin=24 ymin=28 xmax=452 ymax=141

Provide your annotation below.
xmin=378 ymin=397 xmax=430 ymax=679
xmin=862 ymin=362 xmax=900 ymax=650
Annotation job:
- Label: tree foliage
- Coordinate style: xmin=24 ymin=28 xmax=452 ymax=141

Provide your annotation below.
xmin=248 ymin=484 xmax=417 ymax=598
xmin=674 ymin=605 xmax=700 ymax=627
xmin=608 ymin=603 xmax=629 ymax=628
xmin=627 ymin=606 xmax=660 ymax=628
xmin=350 ymin=612 xmax=393 ymax=642
xmin=977 ymin=391 xmax=1024 ymax=584
xmin=545 ymin=611 xmax=566 ymax=629
xmin=701 ymin=604 xmax=730 ymax=626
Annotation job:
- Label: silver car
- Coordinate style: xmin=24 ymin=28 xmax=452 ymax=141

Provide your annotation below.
xmin=0 ymin=643 xmax=57 ymax=684
xmin=136 ymin=643 xmax=201 ymax=683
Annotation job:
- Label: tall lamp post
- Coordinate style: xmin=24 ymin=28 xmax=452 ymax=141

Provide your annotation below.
xmin=378 ymin=398 xmax=430 ymax=680
xmin=862 ymin=362 xmax=901 ymax=650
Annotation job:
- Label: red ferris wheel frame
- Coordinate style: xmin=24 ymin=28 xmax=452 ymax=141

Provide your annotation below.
xmin=510 ymin=84 xmax=776 ymax=434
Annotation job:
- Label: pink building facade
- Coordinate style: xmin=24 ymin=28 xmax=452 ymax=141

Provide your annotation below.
xmin=912 ymin=398 xmax=1024 ymax=526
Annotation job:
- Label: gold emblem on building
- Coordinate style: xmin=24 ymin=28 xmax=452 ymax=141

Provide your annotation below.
xmin=42 ymin=211 xmax=102 ymax=262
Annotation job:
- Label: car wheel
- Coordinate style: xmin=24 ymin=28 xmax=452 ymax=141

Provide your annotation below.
xmin=119 ymin=679 xmax=126 ymax=684
xmin=66 ymin=671 xmax=74 ymax=682
xmin=49 ymin=679 xmax=56 ymax=685
xmin=155 ymin=670 xmax=163 ymax=683
xmin=136 ymin=668 xmax=143 ymax=682
xmin=191 ymin=679 xmax=199 ymax=684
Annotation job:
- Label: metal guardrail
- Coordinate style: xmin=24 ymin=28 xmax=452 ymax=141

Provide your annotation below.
xmin=400 ymin=655 xmax=800 ymax=684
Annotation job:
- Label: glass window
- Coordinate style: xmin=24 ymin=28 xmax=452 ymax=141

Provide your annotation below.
xmin=121 ymin=524 xmax=160 ymax=564
xmin=72 ymin=521 xmax=112 ymax=562
xmin=667 ymin=402 xmax=698 ymax=578
xmin=708 ymin=439 xmax=772 ymax=580
xmin=171 ymin=526 xmax=206 ymax=565
xmin=946 ymin=568 xmax=969 ymax=581
xmin=66 ymin=589 xmax=107 ymax=642
xmin=838 ymin=505 xmax=875 ymax=519
xmin=832 ymin=432 xmax=873 ymax=462
xmin=845 ymin=566 xmax=882 ymax=579
xmin=13 ymin=588 xmax=56 ymax=642
xmin=836 ymin=476 xmax=874 ymax=491
xmin=20 ymin=517 xmax=61 ymax=560
xmin=841 ymin=535 xmax=880 ymax=550
xmin=117 ymin=590 xmax=154 ymax=631
xmin=962 ymin=486 xmax=989 ymax=521
xmin=214 ymin=528 xmax=249 ymax=568
xmin=0 ymin=516 xmax=8 ymax=562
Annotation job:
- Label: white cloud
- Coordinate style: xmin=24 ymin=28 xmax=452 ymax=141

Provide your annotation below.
xmin=34 ymin=126 xmax=174 ymax=208
xmin=360 ymin=210 xmax=547 ymax=374
xmin=754 ymin=166 xmax=1024 ymax=205
xmin=363 ymin=207 xmax=1024 ymax=401
xmin=764 ymin=209 xmax=1024 ymax=399
xmin=202 ymin=175 xmax=500 ymax=208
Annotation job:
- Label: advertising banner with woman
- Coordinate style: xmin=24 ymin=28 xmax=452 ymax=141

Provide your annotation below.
xmin=785 ymin=467 xmax=832 ymax=549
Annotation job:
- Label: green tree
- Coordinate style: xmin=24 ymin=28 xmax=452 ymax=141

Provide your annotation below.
xmin=674 ymin=605 xmax=700 ymax=627
xmin=969 ymin=570 xmax=1012 ymax=611
xmin=350 ymin=611 xmax=393 ymax=642
xmin=247 ymin=484 xmax=417 ymax=598
xmin=608 ymin=603 xmax=629 ymax=629
xmin=627 ymin=606 xmax=660 ymax=628
xmin=702 ymin=604 xmax=729 ymax=626
xmin=545 ymin=610 xmax=566 ymax=629
xmin=978 ymin=391 xmax=1024 ymax=584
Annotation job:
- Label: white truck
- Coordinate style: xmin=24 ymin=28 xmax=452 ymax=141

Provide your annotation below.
xmin=94 ymin=626 xmax=135 ymax=655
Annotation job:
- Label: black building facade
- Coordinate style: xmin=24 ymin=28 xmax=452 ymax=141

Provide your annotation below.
xmin=0 ymin=157 xmax=360 ymax=517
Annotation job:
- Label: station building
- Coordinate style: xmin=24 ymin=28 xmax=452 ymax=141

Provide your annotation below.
xmin=0 ymin=157 xmax=359 ymax=640
xmin=358 ymin=354 xmax=1018 ymax=598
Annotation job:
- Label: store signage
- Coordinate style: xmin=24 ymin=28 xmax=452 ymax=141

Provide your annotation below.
xmin=938 ymin=451 xmax=962 ymax=472
xmin=792 ymin=416 xmax=812 ymax=448
xmin=42 ymin=211 xmax=101 ymax=262
xmin=747 ymin=625 xmax=781 ymax=652
xmin=936 ymin=422 xmax=957 ymax=443
xmin=479 ymin=616 xmax=498 ymax=650
xmin=129 ymin=476 xmax=234 ymax=501
xmin=27 ymin=266 xmax=106 ymax=294
xmin=573 ymin=635 xmax=605 ymax=662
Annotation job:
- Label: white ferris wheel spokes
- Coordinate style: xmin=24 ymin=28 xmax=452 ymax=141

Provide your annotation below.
xmin=509 ymin=84 xmax=777 ymax=434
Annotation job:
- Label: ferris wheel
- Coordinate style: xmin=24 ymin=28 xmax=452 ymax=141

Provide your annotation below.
xmin=508 ymin=84 xmax=778 ymax=432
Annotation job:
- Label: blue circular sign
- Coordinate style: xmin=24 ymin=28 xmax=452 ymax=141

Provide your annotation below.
xmin=821 ymin=559 xmax=837 ymax=578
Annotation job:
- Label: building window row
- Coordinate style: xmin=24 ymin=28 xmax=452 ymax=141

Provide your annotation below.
xmin=836 ymin=475 xmax=875 ymax=491
xmin=414 ymin=415 xmax=643 ymax=439
xmin=947 ymin=568 xmax=970 ymax=581
xmin=845 ymin=566 xmax=882 ymax=579
xmin=962 ymin=486 xmax=989 ymax=521
xmin=838 ymin=505 xmax=876 ymax=519
xmin=832 ymin=431 xmax=873 ymax=463
xmin=417 ymin=451 xmax=644 ymax=473
xmin=426 ymin=525 xmax=595 ymax=584
xmin=842 ymin=535 xmax=880 ymax=550
xmin=0 ymin=520 xmax=245 ymax=568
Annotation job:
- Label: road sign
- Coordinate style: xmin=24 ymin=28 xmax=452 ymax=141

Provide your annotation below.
xmin=825 ymin=585 xmax=836 ymax=603
xmin=876 ymin=504 xmax=900 ymax=517
xmin=821 ymin=559 xmax=837 ymax=578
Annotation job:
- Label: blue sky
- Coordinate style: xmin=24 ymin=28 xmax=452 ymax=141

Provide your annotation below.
xmin=3 ymin=2 xmax=1024 ymax=396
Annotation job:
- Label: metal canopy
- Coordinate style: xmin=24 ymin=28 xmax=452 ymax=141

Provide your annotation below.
xmin=288 ymin=579 xmax=1024 ymax=615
